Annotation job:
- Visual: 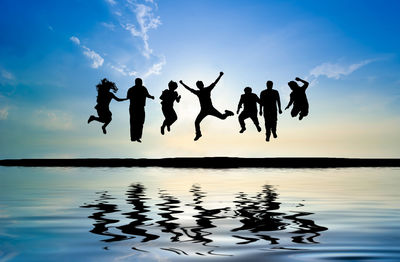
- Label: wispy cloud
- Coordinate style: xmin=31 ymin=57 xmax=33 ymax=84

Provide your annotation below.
xmin=110 ymin=64 xmax=137 ymax=76
xmin=102 ymin=0 xmax=166 ymax=77
xmin=1 ymin=68 xmax=14 ymax=81
xmin=0 ymin=107 xmax=9 ymax=120
xmin=122 ymin=2 xmax=161 ymax=58
xmin=82 ymin=47 xmax=104 ymax=68
xmin=33 ymin=109 xmax=75 ymax=131
xmin=143 ymin=56 xmax=166 ymax=78
xmin=310 ymin=59 xmax=375 ymax=80
xmin=105 ymin=0 xmax=117 ymax=5
xmin=69 ymin=36 xmax=81 ymax=45
xmin=70 ymin=36 xmax=104 ymax=69
xmin=101 ymin=22 xmax=116 ymax=30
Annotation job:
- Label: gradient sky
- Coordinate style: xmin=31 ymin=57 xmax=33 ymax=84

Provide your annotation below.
xmin=1 ymin=0 xmax=400 ymax=158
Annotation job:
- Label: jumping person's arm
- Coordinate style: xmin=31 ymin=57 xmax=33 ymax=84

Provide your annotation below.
xmin=295 ymin=77 xmax=309 ymax=90
xmin=276 ymin=92 xmax=282 ymax=114
xmin=210 ymin=72 xmax=224 ymax=90
xmin=211 ymin=72 xmax=224 ymax=89
xmin=179 ymin=80 xmax=197 ymax=94
xmin=112 ymin=93 xmax=128 ymax=102
xmin=176 ymin=94 xmax=181 ymax=103
xmin=285 ymin=94 xmax=294 ymax=110
xmin=237 ymin=96 xmax=243 ymax=114
xmin=259 ymin=93 xmax=263 ymax=116
xmin=144 ymin=88 xmax=155 ymax=100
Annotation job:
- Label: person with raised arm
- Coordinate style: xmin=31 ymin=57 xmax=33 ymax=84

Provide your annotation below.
xmin=285 ymin=77 xmax=309 ymax=120
xmin=179 ymin=72 xmax=234 ymax=141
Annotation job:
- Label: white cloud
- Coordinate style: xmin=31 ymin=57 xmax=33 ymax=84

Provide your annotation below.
xmin=105 ymin=0 xmax=117 ymax=5
xmin=69 ymin=36 xmax=81 ymax=45
xmin=111 ymin=64 xmax=137 ymax=76
xmin=122 ymin=3 xmax=161 ymax=58
xmin=1 ymin=69 xmax=14 ymax=80
xmin=143 ymin=56 xmax=166 ymax=78
xmin=34 ymin=109 xmax=75 ymax=131
xmin=82 ymin=46 xmax=104 ymax=68
xmin=70 ymin=36 xmax=104 ymax=68
xmin=0 ymin=107 xmax=9 ymax=120
xmin=101 ymin=22 xmax=116 ymax=30
xmin=310 ymin=59 xmax=374 ymax=80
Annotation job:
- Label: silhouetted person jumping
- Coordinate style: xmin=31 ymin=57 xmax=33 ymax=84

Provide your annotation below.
xmin=237 ymin=87 xmax=261 ymax=133
xmin=127 ymin=78 xmax=154 ymax=143
xmin=88 ymin=78 xmax=126 ymax=134
xmin=179 ymin=72 xmax=234 ymax=141
xmin=260 ymin=81 xmax=282 ymax=141
xmin=285 ymin=77 xmax=309 ymax=120
xmin=160 ymin=81 xmax=181 ymax=135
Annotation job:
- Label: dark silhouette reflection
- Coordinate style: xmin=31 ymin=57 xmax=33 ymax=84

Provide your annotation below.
xmin=179 ymin=72 xmax=234 ymax=141
xmin=232 ymin=185 xmax=287 ymax=244
xmin=160 ymin=81 xmax=181 ymax=135
xmin=81 ymin=183 xmax=327 ymax=256
xmin=284 ymin=211 xmax=328 ymax=244
xmin=260 ymin=80 xmax=282 ymax=141
xmin=127 ymin=78 xmax=155 ymax=143
xmin=285 ymin=77 xmax=309 ymax=120
xmin=237 ymin=87 xmax=262 ymax=133
xmin=117 ymin=183 xmax=159 ymax=242
xmin=183 ymin=184 xmax=230 ymax=246
xmin=232 ymin=185 xmax=327 ymax=245
xmin=81 ymin=191 xmax=128 ymax=242
xmin=88 ymin=78 xmax=127 ymax=134
xmin=156 ymin=190 xmax=184 ymax=241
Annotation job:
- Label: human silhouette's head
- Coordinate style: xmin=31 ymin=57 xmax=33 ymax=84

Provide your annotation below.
xmin=244 ymin=87 xmax=252 ymax=94
xmin=168 ymin=80 xmax=178 ymax=91
xmin=288 ymin=81 xmax=299 ymax=90
xmin=266 ymin=81 xmax=273 ymax=90
xmin=196 ymin=81 xmax=204 ymax=89
xmin=135 ymin=78 xmax=143 ymax=87
xmin=97 ymin=78 xmax=118 ymax=93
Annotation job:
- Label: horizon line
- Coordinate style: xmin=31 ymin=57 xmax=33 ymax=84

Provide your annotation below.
xmin=1 ymin=157 xmax=399 ymax=168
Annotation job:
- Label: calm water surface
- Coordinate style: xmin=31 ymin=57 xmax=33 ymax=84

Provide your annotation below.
xmin=0 ymin=167 xmax=399 ymax=261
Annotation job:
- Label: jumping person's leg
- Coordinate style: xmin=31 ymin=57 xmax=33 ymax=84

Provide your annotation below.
xmin=264 ymin=116 xmax=271 ymax=142
xmin=101 ymin=114 xmax=112 ymax=134
xmin=238 ymin=112 xmax=247 ymax=133
xmin=161 ymin=106 xmax=167 ymax=135
xmin=291 ymin=106 xmax=300 ymax=118
xmin=168 ymin=109 xmax=178 ymax=131
xmin=250 ymin=113 xmax=261 ymax=132
xmin=272 ymin=120 xmax=278 ymax=138
xmin=209 ymin=107 xmax=234 ymax=120
xmin=299 ymin=104 xmax=309 ymax=120
xmin=88 ymin=108 xmax=107 ymax=124
xmin=194 ymin=111 xmax=207 ymax=141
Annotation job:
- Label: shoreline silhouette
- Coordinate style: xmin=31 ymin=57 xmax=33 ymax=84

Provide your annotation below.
xmin=1 ymin=157 xmax=399 ymax=168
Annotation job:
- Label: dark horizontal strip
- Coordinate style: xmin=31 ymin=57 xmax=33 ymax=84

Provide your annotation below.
xmin=1 ymin=157 xmax=400 ymax=168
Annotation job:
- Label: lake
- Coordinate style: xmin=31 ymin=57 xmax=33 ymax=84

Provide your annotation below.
xmin=0 ymin=167 xmax=399 ymax=261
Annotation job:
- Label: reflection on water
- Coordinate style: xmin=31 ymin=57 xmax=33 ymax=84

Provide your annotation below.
xmin=81 ymin=183 xmax=327 ymax=256
xmin=81 ymin=191 xmax=128 ymax=242
xmin=2 ymin=167 xmax=400 ymax=261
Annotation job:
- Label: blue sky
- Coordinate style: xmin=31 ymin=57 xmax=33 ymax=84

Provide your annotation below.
xmin=0 ymin=0 xmax=400 ymax=158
